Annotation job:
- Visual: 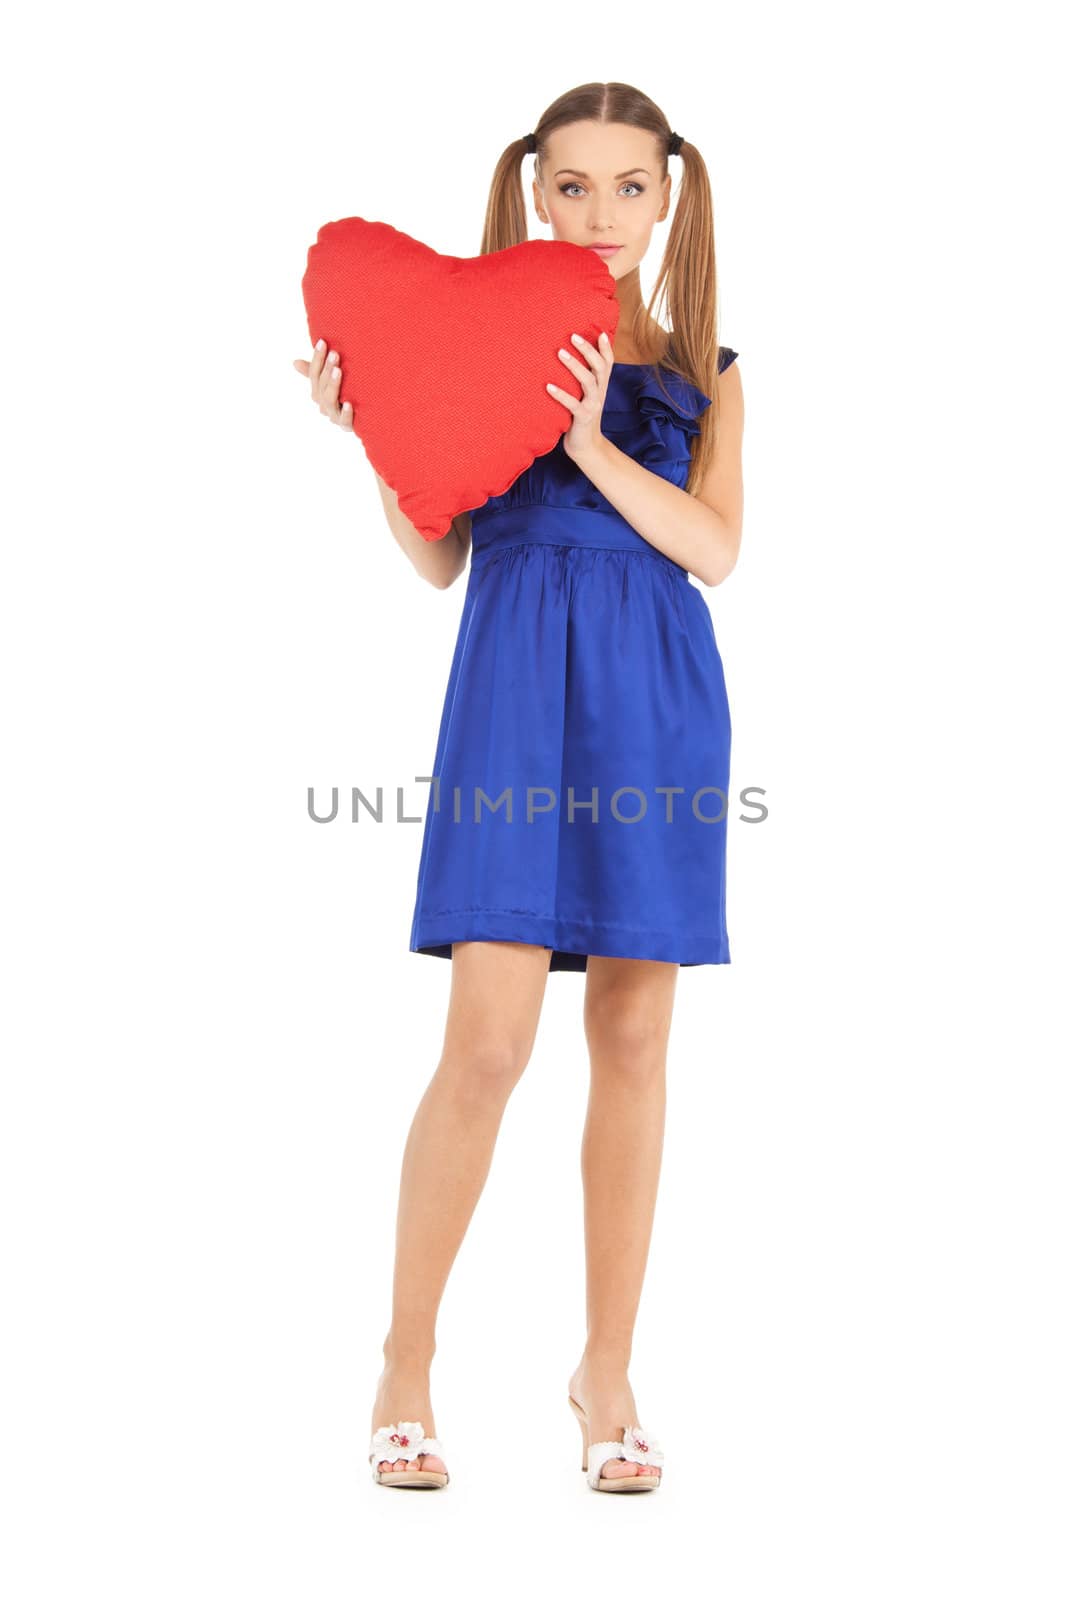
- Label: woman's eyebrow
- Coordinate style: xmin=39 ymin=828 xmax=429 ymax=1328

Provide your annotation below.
xmin=552 ymin=168 xmax=652 ymax=179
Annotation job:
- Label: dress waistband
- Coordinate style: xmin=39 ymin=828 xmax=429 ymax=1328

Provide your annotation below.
xmin=469 ymin=505 xmax=689 ymax=577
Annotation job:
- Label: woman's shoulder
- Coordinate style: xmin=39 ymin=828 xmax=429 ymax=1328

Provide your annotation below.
xmin=611 ymin=328 xmax=738 ymax=374
xmin=604 ymin=336 xmax=740 ymax=427
xmin=664 ymin=334 xmax=739 ymax=374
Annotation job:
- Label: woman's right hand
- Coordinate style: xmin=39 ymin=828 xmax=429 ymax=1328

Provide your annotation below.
xmin=292 ymin=339 xmax=354 ymax=431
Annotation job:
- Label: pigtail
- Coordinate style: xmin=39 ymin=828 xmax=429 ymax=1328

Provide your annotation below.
xmin=637 ymin=135 xmax=724 ymax=497
xmin=480 ymin=139 xmax=534 ymax=255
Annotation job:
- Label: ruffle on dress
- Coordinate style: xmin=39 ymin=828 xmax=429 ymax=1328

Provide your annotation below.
xmin=600 ymin=347 xmax=737 ymax=464
xmin=601 ymin=366 xmax=707 ymax=465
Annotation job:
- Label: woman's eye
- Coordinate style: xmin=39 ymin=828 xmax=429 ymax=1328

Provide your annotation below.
xmin=557 ymin=182 xmax=645 ymax=198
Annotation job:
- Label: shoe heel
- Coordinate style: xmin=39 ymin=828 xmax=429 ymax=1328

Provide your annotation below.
xmin=568 ymin=1392 xmax=665 ymax=1492
xmin=568 ymin=1394 xmax=589 ymax=1471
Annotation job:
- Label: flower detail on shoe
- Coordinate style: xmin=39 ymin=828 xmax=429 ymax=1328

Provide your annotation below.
xmin=584 ymin=1422 xmax=665 ymax=1489
xmin=371 ymin=1419 xmax=428 ymax=1462
xmin=621 ymin=1424 xmax=664 ymax=1466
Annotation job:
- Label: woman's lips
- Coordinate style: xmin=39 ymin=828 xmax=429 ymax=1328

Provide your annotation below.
xmin=589 ymin=244 xmax=622 ymax=256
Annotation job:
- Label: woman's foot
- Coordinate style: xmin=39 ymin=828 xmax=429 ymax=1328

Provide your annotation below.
xmin=370 ymin=1359 xmax=447 ymax=1477
xmin=568 ymin=1355 xmax=662 ymax=1481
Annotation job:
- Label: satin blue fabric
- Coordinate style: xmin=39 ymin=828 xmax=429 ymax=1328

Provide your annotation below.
xmin=409 ymin=347 xmax=738 ymax=972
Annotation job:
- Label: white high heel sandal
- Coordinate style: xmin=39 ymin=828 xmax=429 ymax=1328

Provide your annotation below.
xmin=369 ymin=1419 xmax=449 ymax=1488
xmin=568 ymin=1395 xmax=664 ymax=1492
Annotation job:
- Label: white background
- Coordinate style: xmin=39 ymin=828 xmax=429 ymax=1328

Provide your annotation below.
xmin=3 ymin=1 xmax=1064 ymax=1594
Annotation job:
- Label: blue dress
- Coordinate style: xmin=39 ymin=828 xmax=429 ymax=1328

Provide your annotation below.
xmin=409 ymin=345 xmax=739 ymax=973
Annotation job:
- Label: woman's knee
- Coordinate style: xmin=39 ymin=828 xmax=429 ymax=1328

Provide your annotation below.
xmin=585 ymin=958 xmax=676 ymax=1036
xmin=438 ymin=942 xmax=550 ymax=1097
xmin=588 ymin=1015 xmax=668 ymax=1074
xmin=439 ymin=1034 xmax=531 ymax=1099
xmin=584 ymin=985 xmax=674 ymax=1069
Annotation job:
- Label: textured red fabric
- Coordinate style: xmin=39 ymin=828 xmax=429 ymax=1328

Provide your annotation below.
xmin=301 ymin=218 xmax=620 ymax=541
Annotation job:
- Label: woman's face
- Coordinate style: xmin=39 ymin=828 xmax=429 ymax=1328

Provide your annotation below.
xmin=532 ymin=120 xmax=671 ymax=279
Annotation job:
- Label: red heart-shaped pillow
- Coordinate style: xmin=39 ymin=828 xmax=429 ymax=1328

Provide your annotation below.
xmin=301 ymin=218 xmax=620 ymax=541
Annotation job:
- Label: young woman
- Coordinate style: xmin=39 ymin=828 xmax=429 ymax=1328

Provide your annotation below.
xmin=293 ymin=82 xmax=744 ymax=1493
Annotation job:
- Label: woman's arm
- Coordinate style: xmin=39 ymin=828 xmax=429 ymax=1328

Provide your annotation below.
xmin=567 ymin=362 xmax=744 ymax=589
xmin=372 ymin=475 xmax=471 ymax=589
xmin=553 ymin=333 xmax=745 ymax=589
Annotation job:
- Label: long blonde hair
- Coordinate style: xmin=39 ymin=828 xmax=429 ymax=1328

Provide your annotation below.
xmin=479 ymin=81 xmax=725 ymax=497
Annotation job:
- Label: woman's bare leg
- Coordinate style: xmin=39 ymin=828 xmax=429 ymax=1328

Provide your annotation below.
xmin=567 ymin=956 xmax=678 ymax=1480
xmin=372 ymin=940 xmax=552 ymax=1474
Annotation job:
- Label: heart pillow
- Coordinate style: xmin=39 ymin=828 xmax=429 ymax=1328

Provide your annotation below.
xmin=301 ymin=218 xmax=620 ymax=541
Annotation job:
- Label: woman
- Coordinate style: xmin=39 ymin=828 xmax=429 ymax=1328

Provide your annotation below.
xmin=293 ymin=81 xmax=745 ymax=1493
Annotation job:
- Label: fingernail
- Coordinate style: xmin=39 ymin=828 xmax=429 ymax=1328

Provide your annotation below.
xmin=315 ymin=339 xmax=325 ymax=351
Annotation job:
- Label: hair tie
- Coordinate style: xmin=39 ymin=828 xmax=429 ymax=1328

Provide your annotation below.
xmin=667 ymin=130 xmax=684 ymax=156
xmin=524 ymin=131 xmax=537 ymax=154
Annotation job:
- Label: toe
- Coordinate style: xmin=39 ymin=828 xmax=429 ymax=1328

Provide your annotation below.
xmin=596 ymin=1458 xmax=661 ymax=1481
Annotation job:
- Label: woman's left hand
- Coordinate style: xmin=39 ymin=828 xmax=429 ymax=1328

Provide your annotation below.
xmin=548 ymin=331 xmax=614 ymax=462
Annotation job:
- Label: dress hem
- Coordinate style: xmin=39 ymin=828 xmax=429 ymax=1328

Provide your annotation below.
xmin=409 ymin=908 xmax=730 ymax=970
